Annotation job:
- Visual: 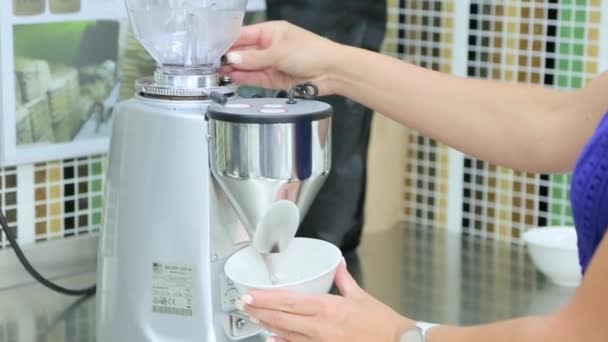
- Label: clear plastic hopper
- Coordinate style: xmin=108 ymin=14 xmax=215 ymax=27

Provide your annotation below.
xmin=125 ymin=0 xmax=247 ymax=72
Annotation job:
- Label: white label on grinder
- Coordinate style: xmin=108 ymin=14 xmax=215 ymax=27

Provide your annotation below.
xmin=151 ymin=262 xmax=194 ymax=317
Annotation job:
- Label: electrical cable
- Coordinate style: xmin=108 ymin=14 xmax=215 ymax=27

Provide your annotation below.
xmin=0 ymin=207 xmax=96 ymax=296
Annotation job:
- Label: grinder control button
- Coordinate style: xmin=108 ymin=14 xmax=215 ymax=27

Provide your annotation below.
xmin=226 ymin=103 xmax=251 ymax=109
xmin=260 ymin=108 xmax=287 ymax=114
xmin=230 ymin=312 xmax=264 ymax=338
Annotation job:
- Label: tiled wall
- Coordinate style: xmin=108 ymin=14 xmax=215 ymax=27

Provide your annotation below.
xmin=386 ymin=0 xmax=454 ymax=228
xmin=393 ymin=0 xmax=605 ymax=241
xmin=461 ymin=1 xmax=601 ymax=240
xmin=0 ymin=168 xmax=18 ymax=248
xmin=33 ymin=157 xmax=106 ymax=242
xmin=0 ymin=157 xmax=106 ymax=249
xmin=0 ymin=2 xmax=605 ymax=250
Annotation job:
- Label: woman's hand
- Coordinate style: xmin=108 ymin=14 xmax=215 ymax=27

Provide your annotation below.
xmin=221 ymin=21 xmax=345 ymax=95
xmin=236 ymin=259 xmax=413 ymax=342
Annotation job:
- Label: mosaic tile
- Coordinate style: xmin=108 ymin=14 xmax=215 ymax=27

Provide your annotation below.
xmin=389 ymin=0 xmax=455 ymax=228
xmin=0 ymin=167 xmax=18 ymax=249
xmin=461 ymin=1 xmax=600 ymax=240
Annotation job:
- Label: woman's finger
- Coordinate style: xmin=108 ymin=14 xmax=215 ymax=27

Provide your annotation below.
xmin=231 ymin=24 xmax=267 ymax=48
xmin=334 ymin=258 xmax=362 ymax=297
xmin=245 ymin=306 xmax=317 ymax=336
xmin=232 ymin=21 xmax=287 ymax=49
xmin=243 ymin=291 xmax=324 ymax=316
xmin=226 ymin=48 xmax=281 ymax=71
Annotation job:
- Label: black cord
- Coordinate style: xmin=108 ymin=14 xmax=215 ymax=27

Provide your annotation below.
xmin=0 ymin=207 xmax=96 ymax=296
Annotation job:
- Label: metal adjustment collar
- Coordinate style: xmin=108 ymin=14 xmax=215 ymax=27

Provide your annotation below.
xmin=136 ymin=71 xmax=238 ymax=98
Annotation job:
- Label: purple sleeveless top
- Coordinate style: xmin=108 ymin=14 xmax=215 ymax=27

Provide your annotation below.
xmin=571 ymin=112 xmax=608 ymax=274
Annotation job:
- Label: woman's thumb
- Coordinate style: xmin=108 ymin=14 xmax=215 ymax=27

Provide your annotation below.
xmin=335 ymin=257 xmax=361 ymax=297
xmin=225 ymin=48 xmax=278 ymax=71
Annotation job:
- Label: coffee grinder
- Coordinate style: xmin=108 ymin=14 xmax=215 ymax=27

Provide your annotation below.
xmin=96 ymin=0 xmax=333 ymax=341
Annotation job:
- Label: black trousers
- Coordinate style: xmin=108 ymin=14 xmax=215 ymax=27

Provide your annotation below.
xmin=265 ymin=0 xmax=387 ymax=253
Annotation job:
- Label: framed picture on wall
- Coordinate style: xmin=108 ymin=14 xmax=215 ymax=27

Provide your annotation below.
xmin=0 ymin=0 xmax=129 ymax=166
xmin=0 ymin=0 xmax=268 ymax=166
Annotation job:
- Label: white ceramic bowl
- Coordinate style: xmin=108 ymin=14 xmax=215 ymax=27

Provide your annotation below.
xmin=225 ymin=238 xmax=342 ymax=293
xmin=523 ymin=227 xmax=582 ymax=287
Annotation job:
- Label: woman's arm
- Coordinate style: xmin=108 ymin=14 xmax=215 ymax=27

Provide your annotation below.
xmin=329 ymin=46 xmax=608 ymax=173
xmin=225 ymin=21 xmax=608 ymax=173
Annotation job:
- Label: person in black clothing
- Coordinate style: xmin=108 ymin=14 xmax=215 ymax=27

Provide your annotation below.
xmin=265 ymin=0 xmax=387 ymax=254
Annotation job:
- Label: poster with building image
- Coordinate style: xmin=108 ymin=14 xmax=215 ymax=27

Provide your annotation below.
xmin=14 ymin=20 xmax=122 ymax=146
xmin=0 ymin=0 xmax=128 ymax=166
xmin=1 ymin=0 xmax=267 ymax=166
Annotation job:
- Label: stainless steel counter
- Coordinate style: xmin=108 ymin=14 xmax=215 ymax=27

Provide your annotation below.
xmin=0 ymin=223 xmax=576 ymax=341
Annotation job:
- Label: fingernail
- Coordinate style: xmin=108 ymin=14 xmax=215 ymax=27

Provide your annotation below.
xmin=241 ymin=294 xmax=253 ymax=305
xmin=342 ymin=256 xmax=347 ymax=267
xmin=226 ymin=52 xmax=242 ymax=64
xmin=266 ymin=337 xmax=276 ymax=342
xmin=250 ymin=317 xmax=260 ymax=324
xmin=235 ymin=299 xmax=245 ymax=311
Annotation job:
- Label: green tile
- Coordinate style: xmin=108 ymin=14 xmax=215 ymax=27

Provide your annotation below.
xmin=559 ymin=43 xmax=571 ymax=55
xmin=561 ymin=10 xmax=573 ymax=21
xmin=92 ymin=179 xmax=102 ymax=192
xmin=574 ymin=27 xmax=585 ymax=39
xmin=552 ymin=188 xmax=563 ymax=199
xmin=571 ymin=77 xmax=583 ymax=88
xmin=573 ymin=44 xmax=584 ymax=56
xmin=558 ymin=60 xmax=570 ymax=70
xmin=560 ymin=26 xmax=572 ymax=38
xmin=558 ymin=76 xmax=569 ymax=87
xmin=575 ymin=10 xmax=587 ymax=22
xmin=92 ymin=212 xmax=102 ymax=225
xmin=550 ymin=171 xmax=573 ymax=226
xmin=92 ymin=196 xmax=102 ymax=209
xmin=573 ymin=60 xmax=583 ymax=72
xmin=92 ymin=162 xmax=102 ymax=175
